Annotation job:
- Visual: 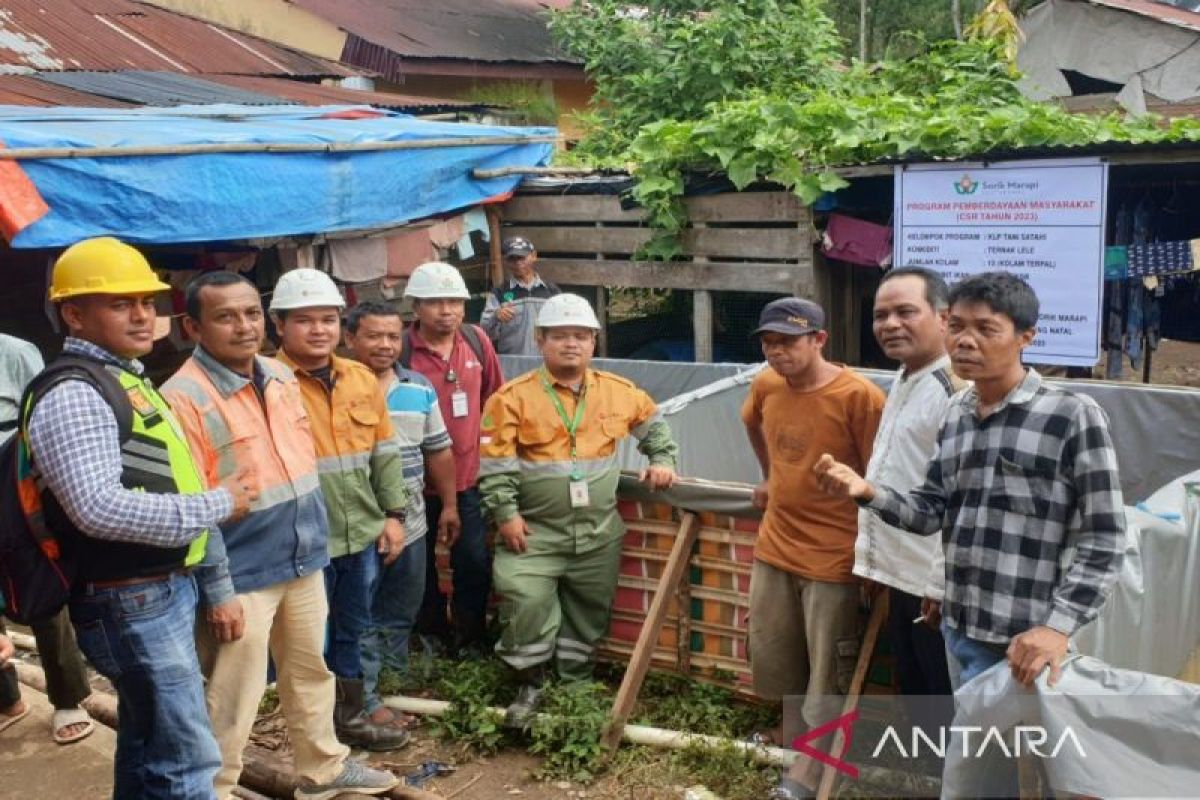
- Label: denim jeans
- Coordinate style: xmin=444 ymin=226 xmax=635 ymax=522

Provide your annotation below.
xmin=69 ymin=572 xmax=221 ymax=800
xmin=362 ymin=536 xmax=427 ymax=713
xmin=323 ymin=546 xmax=378 ymax=680
xmin=943 ymin=622 xmax=1008 ymax=692
xmin=418 ymin=488 xmax=492 ymax=647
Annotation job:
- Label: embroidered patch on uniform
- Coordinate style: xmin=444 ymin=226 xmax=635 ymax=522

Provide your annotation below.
xmin=482 ymin=414 xmax=494 ymax=428
xmin=125 ymin=387 xmax=157 ymax=418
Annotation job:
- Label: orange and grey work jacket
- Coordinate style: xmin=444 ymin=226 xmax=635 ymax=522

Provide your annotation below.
xmin=478 ymin=368 xmax=677 ymax=551
xmin=277 ymin=352 xmax=408 ymax=558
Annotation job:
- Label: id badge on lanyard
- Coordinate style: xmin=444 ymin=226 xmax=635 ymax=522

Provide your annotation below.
xmin=541 ymin=369 xmax=590 ymax=508
xmin=451 ymin=390 xmax=469 ymax=418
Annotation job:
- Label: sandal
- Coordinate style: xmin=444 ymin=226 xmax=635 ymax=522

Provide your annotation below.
xmin=367 ymin=706 xmax=415 ymax=731
xmin=0 ymin=702 xmax=31 ymax=734
xmin=52 ymin=707 xmax=95 ymax=745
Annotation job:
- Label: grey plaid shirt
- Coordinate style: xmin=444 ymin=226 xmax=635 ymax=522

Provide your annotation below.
xmin=865 ymin=369 xmax=1125 ymax=645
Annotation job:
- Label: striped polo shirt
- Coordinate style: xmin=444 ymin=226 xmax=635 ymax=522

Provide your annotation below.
xmin=387 ymin=366 xmax=452 ymax=544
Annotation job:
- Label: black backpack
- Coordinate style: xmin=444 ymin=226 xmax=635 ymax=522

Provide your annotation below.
xmin=399 ymin=324 xmax=486 ymax=371
xmin=0 ymin=356 xmax=132 ymax=624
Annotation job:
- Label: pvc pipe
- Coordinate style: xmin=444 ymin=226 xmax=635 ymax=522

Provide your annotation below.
xmin=383 ymin=694 xmax=798 ymax=767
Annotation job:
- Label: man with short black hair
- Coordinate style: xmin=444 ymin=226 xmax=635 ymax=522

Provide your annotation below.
xmin=817 ymin=271 xmax=1125 ymax=691
xmin=165 ymin=272 xmax=399 ymax=799
xmin=856 ymin=266 xmax=958 ymax=729
xmin=344 ymin=300 xmax=459 ymax=728
xmin=480 ymin=237 xmax=561 ymax=356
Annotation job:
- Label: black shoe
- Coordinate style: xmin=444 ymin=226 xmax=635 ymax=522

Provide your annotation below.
xmin=503 ymin=683 xmax=544 ymax=729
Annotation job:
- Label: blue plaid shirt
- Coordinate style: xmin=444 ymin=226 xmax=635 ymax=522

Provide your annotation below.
xmin=26 ymin=338 xmax=233 ymax=548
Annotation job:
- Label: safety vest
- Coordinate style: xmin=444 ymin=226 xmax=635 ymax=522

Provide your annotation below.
xmin=30 ymin=359 xmax=209 ymax=582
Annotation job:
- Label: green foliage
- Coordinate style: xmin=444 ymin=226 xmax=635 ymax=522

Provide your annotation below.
xmin=430 ymin=657 xmax=517 ymax=756
xmin=550 ymin=0 xmax=843 ymax=163
xmin=529 ymin=681 xmax=613 ymax=782
xmin=548 ymin=2 xmax=1200 ymax=255
xmin=257 ymin=685 xmax=280 ymax=716
xmin=670 ymin=741 xmax=775 ymax=800
xmin=632 ymin=672 xmax=775 ymax=738
xmin=461 ymin=82 xmax=559 ymax=126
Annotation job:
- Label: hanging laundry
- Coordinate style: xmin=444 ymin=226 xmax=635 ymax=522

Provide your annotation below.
xmin=325 ymin=237 xmax=387 ymax=283
xmin=427 ymin=215 xmax=465 ymax=250
xmin=1104 ymin=246 xmax=1128 ymax=281
xmin=384 ymin=227 xmax=436 ymax=284
xmin=1127 ymin=241 xmax=1194 ymax=278
xmin=821 ymin=213 xmax=893 ymax=268
xmin=455 ymin=208 xmax=491 ymax=259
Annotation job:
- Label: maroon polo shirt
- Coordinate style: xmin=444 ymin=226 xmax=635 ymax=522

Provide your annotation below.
xmin=405 ymin=323 xmax=504 ymax=492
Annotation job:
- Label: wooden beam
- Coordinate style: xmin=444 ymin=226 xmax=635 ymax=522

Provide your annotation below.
xmin=503 ymin=225 xmax=806 ymax=261
xmin=815 ymin=594 xmax=889 ymax=800
xmin=504 ymin=191 xmax=809 ymax=224
xmin=486 ymin=205 xmax=504 ymax=288
xmin=693 ymin=290 xmax=713 ymax=363
xmin=604 ymin=512 xmax=701 ymax=749
xmin=535 ymin=257 xmax=811 ymax=293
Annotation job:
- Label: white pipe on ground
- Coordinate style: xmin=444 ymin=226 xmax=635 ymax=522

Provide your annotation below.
xmin=383 ymin=694 xmax=798 ymax=767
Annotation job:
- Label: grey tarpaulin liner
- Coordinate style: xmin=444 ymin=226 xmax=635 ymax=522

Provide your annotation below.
xmin=499 ymin=355 xmax=1200 ymax=676
xmin=942 ymin=656 xmax=1200 ymax=798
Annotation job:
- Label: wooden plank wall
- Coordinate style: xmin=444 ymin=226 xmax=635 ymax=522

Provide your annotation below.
xmin=500 ymin=191 xmax=815 ymax=361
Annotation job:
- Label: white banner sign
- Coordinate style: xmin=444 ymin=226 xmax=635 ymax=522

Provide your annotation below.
xmin=894 ymin=158 xmax=1108 ymax=367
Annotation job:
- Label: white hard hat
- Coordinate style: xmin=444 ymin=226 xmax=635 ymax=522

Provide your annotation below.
xmin=536 ymin=293 xmax=601 ymax=330
xmin=404 ymin=261 xmax=470 ymax=300
xmin=269 ymin=268 xmax=345 ymax=312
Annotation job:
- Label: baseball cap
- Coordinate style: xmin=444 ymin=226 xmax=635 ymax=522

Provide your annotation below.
xmin=752 ymin=297 xmax=826 ymax=338
xmin=502 ymin=237 xmax=535 ymax=257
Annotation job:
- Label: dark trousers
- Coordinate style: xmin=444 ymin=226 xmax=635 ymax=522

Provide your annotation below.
xmin=418 ymin=487 xmax=492 ymax=648
xmin=887 ymin=588 xmax=954 ymax=740
xmin=0 ymin=608 xmax=91 ymax=709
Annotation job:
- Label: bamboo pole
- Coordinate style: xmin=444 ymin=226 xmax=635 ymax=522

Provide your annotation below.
xmin=472 ymin=165 xmax=603 ymax=179
xmin=0 ymin=135 xmax=560 ymax=161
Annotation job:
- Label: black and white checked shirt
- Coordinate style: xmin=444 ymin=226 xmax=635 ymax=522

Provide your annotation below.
xmin=865 ymin=369 xmax=1125 ymax=645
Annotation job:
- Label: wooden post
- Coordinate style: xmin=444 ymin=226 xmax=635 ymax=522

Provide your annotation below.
xmin=486 ymin=205 xmax=504 ymax=290
xmin=604 ymin=512 xmax=701 ymax=749
xmin=815 ymin=594 xmax=888 ymax=800
xmin=595 ymin=285 xmax=608 ymax=357
xmin=693 ymin=290 xmax=713 ymax=363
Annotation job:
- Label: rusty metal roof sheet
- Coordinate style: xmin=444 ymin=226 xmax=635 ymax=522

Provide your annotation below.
xmin=289 ymin=0 xmax=579 ymax=66
xmin=205 ymin=75 xmax=484 ymax=112
xmin=0 ymin=0 xmax=357 ymax=76
xmin=37 ymin=71 xmax=295 ymax=106
xmin=1086 ymin=0 xmax=1200 ymax=31
xmin=0 ymin=75 xmax=134 ymax=107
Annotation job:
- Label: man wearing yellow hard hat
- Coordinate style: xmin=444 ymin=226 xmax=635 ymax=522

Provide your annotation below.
xmin=26 ymin=237 xmax=259 ymax=800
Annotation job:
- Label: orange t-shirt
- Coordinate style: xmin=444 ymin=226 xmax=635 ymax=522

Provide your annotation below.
xmin=741 ymin=366 xmax=885 ymax=582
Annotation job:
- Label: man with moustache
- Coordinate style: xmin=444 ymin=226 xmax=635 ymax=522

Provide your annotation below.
xmin=164 ymin=272 xmax=399 ymax=799
xmin=402 ymin=262 xmax=504 ymax=656
xmin=855 ymin=267 xmax=960 ymax=736
xmin=343 ymin=300 xmax=460 ymax=729
xmin=816 ymin=272 xmax=1125 ymax=691
xmin=270 ymin=268 xmax=411 ymax=752
xmin=25 ymin=238 xmax=257 ymax=799
xmin=479 ymin=293 xmax=677 ymax=725
xmin=480 ymin=236 xmax=561 ymax=356
xmin=741 ymin=297 xmax=885 ymax=800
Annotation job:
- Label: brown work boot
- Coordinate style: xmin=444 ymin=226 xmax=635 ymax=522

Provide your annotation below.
xmin=333 ymin=677 xmax=411 ymax=752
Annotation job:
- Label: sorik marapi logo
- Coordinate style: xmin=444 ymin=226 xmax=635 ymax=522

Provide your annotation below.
xmin=789 ymin=710 xmax=1086 ymax=780
xmin=954 ymin=173 xmax=980 ymax=195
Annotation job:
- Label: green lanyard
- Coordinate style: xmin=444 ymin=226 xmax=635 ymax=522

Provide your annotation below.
xmin=539 ymin=369 xmax=587 ymax=481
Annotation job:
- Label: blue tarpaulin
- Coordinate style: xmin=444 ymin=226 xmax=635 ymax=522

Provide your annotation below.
xmin=0 ymin=105 xmax=555 ymax=248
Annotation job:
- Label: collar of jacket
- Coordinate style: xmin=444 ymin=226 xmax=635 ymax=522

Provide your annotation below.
xmin=191 ymin=346 xmax=273 ymax=399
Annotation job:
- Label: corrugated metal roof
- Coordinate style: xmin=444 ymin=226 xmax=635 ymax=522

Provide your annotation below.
xmin=0 ymin=75 xmax=134 ymax=107
xmin=0 ymin=0 xmax=357 ymax=76
xmin=36 ymin=71 xmax=294 ymax=107
xmin=205 ymin=75 xmax=484 ymax=112
xmin=1086 ymin=0 xmax=1200 ymax=31
xmin=289 ymin=0 xmax=580 ymax=67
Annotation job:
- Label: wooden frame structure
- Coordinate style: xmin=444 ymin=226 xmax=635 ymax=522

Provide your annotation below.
xmin=499 ymin=191 xmax=815 ymax=361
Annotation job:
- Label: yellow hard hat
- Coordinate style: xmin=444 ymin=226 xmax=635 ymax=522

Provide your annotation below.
xmin=49 ymin=237 xmax=171 ymax=302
